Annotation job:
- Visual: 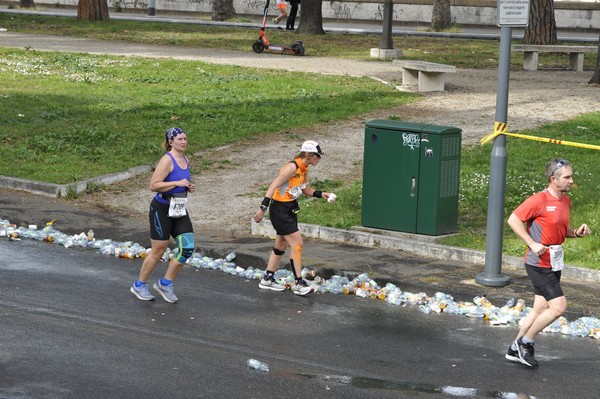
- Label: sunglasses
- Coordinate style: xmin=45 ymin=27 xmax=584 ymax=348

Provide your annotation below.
xmin=550 ymin=160 xmax=566 ymax=176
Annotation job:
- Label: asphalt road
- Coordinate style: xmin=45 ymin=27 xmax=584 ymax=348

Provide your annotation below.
xmin=1 ymin=238 xmax=599 ymax=399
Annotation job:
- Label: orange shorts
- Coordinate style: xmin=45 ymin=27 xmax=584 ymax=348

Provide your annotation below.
xmin=277 ymin=3 xmax=287 ymax=11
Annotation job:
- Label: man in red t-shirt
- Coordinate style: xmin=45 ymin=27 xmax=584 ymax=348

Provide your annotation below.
xmin=505 ymin=158 xmax=591 ymax=367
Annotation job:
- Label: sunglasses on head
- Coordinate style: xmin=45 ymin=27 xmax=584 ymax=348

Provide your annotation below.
xmin=550 ymin=160 xmax=566 ymax=176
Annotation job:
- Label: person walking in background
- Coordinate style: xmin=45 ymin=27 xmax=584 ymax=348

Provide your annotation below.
xmin=272 ymin=0 xmax=288 ymax=25
xmin=130 ymin=127 xmax=196 ymax=304
xmin=253 ymin=140 xmax=336 ymax=296
xmin=505 ymin=158 xmax=591 ymax=367
xmin=286 ymin=0 xmax=300 ymax=31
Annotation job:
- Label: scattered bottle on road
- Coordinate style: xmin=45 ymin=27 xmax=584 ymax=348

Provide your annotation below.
xmin=247 ymin=358 xmax=269 ymax=372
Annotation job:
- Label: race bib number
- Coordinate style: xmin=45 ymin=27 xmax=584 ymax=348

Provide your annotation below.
xmin=288 ymin=184 xmax=306 ymax=200
xmin=168 ymin=197 xmax=188 ymax=218
xmin=549 ymin=245 xmax=564 ymax=272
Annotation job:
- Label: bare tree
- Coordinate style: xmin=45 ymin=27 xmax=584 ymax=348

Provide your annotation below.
xmin=589 ymin=35 xmax=600 ymax=84
xmin=431 ymin=0 xmax=451 ymax=32
xmin=19 ymin=0 xmax=35 ymax=8
xmin=296 ymin=0 xmax=325 ymax=35
xmin=524 ymin=0 xmax=556 ymax=45
xmin=212 ymin=0 xmax=235 ymax=21
xmin=77 ymin=0 xmax=110 ymax=21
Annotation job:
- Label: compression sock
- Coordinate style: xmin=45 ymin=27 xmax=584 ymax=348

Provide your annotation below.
xmin=522 ymin=336 xmax=534 ymax=345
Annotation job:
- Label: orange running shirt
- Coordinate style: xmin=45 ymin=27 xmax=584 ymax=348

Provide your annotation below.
xmin=272 ymin=158 xmax=308 ymax=202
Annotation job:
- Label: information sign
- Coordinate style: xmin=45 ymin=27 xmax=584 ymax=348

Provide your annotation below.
xmin=496 ymin=0 xmax=530 ymax=27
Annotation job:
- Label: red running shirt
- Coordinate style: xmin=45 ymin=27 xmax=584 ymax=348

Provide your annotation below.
xmin=513 ymin=189 xmax=571 ymax=268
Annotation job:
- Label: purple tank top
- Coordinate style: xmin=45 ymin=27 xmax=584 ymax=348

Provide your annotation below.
xmin=154 ymin=152 xmax=190 ymax=204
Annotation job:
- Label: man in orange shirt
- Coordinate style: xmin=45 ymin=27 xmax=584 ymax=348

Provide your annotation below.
xmin=505 ymin=158 xmax=591 ymax=367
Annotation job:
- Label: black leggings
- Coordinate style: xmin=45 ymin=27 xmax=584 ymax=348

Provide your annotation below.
xmin=148 ymin=198 xmax=193 ymax=241
xmin=286 ymin=3 xmax=299 ymax=30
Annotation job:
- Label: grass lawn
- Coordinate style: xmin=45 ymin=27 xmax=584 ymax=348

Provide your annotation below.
xmin=1 ymin=13 xmax=598 ymax=268
xmin=0 ymin=47 xmax=417 ymax=183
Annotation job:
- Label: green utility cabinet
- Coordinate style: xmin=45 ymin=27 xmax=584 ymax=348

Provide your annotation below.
xmin=361 ymin=120 xmax=462 ymax=235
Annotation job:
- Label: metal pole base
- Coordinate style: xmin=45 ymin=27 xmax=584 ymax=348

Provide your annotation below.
xmin=475 ymin=272 xmax=510 ymax=287
xmin=147 ymin=7 xmax=156 ymax=16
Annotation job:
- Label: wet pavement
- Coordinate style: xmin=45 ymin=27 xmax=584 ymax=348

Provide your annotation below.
xmin=4 ymin=235 xmax=600 ymax=398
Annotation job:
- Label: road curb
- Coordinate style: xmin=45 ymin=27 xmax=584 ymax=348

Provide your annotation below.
xmin=0 ymin=165 xmax=152 ymax=198
xmin=251 ymin=219 xmax=600 ymax=283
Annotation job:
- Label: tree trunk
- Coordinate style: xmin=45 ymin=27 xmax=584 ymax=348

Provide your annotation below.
xmin=524 ymin=0 xmax=557 ymax=45
xmin=19 ymin=0 xmax=35 ymax=8
xmin=77 ymin=0 xmax=110 ymax=21
xmin=212 ymin=0 xmax=236 ymax=21
xmin=589 ymin=35 xmax=600 ymax=84
xmin=296 ymin=0 xmax=325 ymax=35
xmin=431 ymin=0 xmax=451 ymax=32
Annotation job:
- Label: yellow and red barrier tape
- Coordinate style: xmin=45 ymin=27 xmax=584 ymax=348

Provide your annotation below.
xmin=481 ymin=122 xmax=600 ymax=151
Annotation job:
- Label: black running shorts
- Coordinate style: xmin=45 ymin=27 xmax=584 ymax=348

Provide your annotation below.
xmin=148 ymin=198 xmax=194 ymax=241
xmin=269 ymin=200 xmax=299 ymax=236
xmin=525 ymin=263 xmax=564 ymax=301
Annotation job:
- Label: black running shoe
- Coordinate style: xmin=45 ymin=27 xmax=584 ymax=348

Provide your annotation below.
xmin=505 ymin=341 xmax=520 ymax=363
xmin=516 ymin=338 xmax=538 ymax=367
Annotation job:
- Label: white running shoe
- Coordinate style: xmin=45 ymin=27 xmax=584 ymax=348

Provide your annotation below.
xmin=259 ymin=278 xmax=286 ymax=291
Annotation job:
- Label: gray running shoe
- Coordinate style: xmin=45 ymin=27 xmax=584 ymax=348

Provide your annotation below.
xmin=292 ymin=280 xmax=314 ymax=296
xmin=131 ymin=283 xmax=155 ymax=301
xmin=259 ymin=278 xmax=286 ymax=291
xmin=154 ymin=281 xmax=178 ymax=303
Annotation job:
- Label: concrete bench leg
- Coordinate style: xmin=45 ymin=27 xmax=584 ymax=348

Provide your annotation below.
xmin=523 ymin=51 xmax=539 ymax=71
xmin=401 ymin=68 xmax=419 ymax=87
xmin=569 ymin=53 xmax=584 ymax=71
xmin=418 ymin=71 xmax=447 ymax=92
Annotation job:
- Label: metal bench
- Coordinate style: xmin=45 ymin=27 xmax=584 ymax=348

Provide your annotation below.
xmin=392 ymin=60 xmax=456 ymax=92
xmin=511 ymin=44 xmax=598 ymax=71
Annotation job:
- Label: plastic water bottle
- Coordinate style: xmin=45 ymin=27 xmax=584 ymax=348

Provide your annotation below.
xmin=514 ymin=299 xmax=526 ymax=312
xmin=247 ymin=358 xmax=269 ymax=372
xmin=225 ymin=252 xmax=236 ymax=262
xmin=504 ymin=297 xmax=515 ymax=309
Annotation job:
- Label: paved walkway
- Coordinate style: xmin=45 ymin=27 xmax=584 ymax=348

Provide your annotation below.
xmin=0 ymin=30 xmax=401 ymax=78
xmin=1 ymin=7 xmax=599 ymax=43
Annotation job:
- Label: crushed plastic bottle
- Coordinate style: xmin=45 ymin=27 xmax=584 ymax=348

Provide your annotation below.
xmin=473 ymin=295 xmax=493 ymax=308
xmin=225 ymin=252 xmax=236 ymax=262
xmin=247 ymin=358 xmax=269 ymax=372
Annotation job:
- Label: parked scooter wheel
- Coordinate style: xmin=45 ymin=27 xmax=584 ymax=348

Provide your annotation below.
xmin=252 ymin=41 xmax=265 ymax=54
xmin=291 ymin=41 xmax=305 ymax=56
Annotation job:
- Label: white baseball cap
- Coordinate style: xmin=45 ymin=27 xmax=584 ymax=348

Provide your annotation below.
xmin=301 ymin=140 xmax=324 ymax=156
